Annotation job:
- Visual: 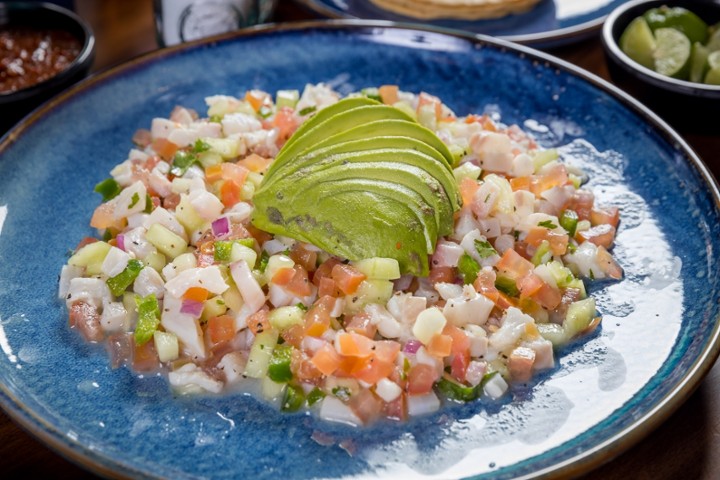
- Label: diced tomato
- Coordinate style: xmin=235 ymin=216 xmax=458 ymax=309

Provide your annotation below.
xmin=383 ymin=392 xmax=407 ymax=421
xmin=372 ymin=341 xmax=401 ymax=365
xmin=271 ymin=267 xmax=295 ymax=285
xmin=237 ymin=153 xmax=271 ymax=173
xmin=90 ymin=202 xmax=126 ymax=230
xmin=311 ymin=343 xmax=342 ymax=376
xmin=318 ymin=277 xmax=342 ymax=298
xmin=379 ymin=85 xmax=399 ymax=105
xmin=518 ymin=273 xmax=544 ymax=298
xmin=245 ymin=89 xmax=270 ymax=112
xmin=459 ymin=177 xmax=479 ymax=207
xmin=496 ymin=248 xmax=534 ymax=280
xmin=407 ymin=364 xmax=438 ymax=395
xmin=132 ymin=128 xmax=152 ymax=147
xmin=577 ymin=224 xmax=616 ymax=249
xmin=132 ymin=340 xmax=159 ymax=372
xmin=106 ymin=332 xmax=132 ymax=369
xmin=496 ymin=292 xmax=518 ymax=309
xmin=529 ymin=282 xmax=562 ymax=310
xmin=291 ymin=349 xmax=323 ymax=381
xmin=336 ymin=332 xmax=374 ymax=357
xmin=596 ymin=245 xmax=623 ymax=280
xmin=205 ymin=164 xmax=223 ymax=183
xmin=247 ymin=307 xmax=270 ymax=335
xmin=348 ymin=388 xmax=383 ymax=425
xmin=428 ymin=266 xmax=456 ymax=284
xmin=281 ymin=324 xmax=305 ymax=349
xmin=474 ymin=269 xmax=499 ymax=303
xmin=151 ymin=137 xmax=179 ymax=161
xmin=207 ymin=315 xmax=235 ymax=344
xmin=247 ymin=225 xmax=273 ymax=245
xmin=450 ymin=352 xmax=470 ymax=383
xmin=289 ymin=243 xmax=318 ymax=272
xmin=272 ymin=106 xmax=300 ymax=144
xmin=331 ymin=264 xmax=366 ymax=295
xmin=510 ymin=176 xmax=531 ymax=192
xmin=351 ymin=355 xmax=394 ymax=385
xmin=304 ymin=296 xmax=333 ymax=337
xmin=220 ymin=179 xmax=242 ymax=208
xmin=221 ymin=162 xmax=248 ymax=185
xmin=345 ymin=312 xmax=377 ymax=338
xmin=530 ymin=163 xmax=568 ymax=196
xmin=426 ymin=334 xmax=452 ymax=357
xmin=312 ymin=257 xmax=342 ymax=286
xmin=285 ymin=265 xmax=312 ymax=297
xmin=69 ymin=301 xmax=103 ymax=342
xmin=183 ymin=287 xmax=209 ymax=302
xmin=565 ymin=190 xmax=594 ymax=220
xmin=524 ymin=227 xmax=569 ymax=255
xmin=163 ymin=192 xmax=181 ymax=210
xmin=590 ymin=206 xmax=620 ymax=228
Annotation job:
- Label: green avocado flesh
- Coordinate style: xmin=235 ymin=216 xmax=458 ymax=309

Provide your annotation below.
xmin=252 ymin=97 xmax=460 ymax=276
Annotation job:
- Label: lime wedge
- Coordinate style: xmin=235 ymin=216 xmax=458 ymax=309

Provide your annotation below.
xmin=653 ymin=28 xmax=691 ymax=79
xmin=703 ymin=51 xmax=720 ymax=84
xmin=690 ymin=42 xmax=710 ymax=83
xmin=620 ymin=17 xmax=656 ymax=69
xmin=644 ymin=6 xmax=708 ymax=44
xmin=707 ymin=26 xmax=720 ymax=53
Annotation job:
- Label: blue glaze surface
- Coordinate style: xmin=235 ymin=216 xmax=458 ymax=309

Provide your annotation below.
xmin=297 ymin=0 xmax=628 ymax=46
xmin=0 ymin=22 xmax=719 ymax=479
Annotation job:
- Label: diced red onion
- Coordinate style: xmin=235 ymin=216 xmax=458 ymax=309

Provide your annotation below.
xmin=211 ymin=217 xmax=230 ymax=237
xmin=116 ymin=234 xmax=125 ymax=251
xmin=180 ymin=299 xmax=204 ymax=317
xmin=393 ymin=274 xmax=413 ymax=291
xmin=403 ymin=339 xmax=422 ymax=354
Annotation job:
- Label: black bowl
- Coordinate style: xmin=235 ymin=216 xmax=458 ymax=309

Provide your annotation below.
xmin=0 ymin=2 xmax=95 ymax=132
xmin=602 ymin=0 xmax=720 ymax=133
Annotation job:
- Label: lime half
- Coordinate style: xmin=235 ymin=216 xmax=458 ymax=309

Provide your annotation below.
xmin=644 ymin=6 xmax=709 ymax=44
xmin=653 ymin=28 xmax=691 ymax=79
xmin=620 ymin=17 xmax=656 ymax=69
xmin=707 ymin=26 xmax=720 ymax=53
xmin=690 ymin=42 xmax=710 ymax=83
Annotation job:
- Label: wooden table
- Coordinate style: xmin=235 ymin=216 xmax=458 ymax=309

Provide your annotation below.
xmin=1 ymin=1 xmax=718 ymax=478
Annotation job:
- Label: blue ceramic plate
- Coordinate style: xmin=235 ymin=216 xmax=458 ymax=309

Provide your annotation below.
xmin=1 ymin=21 xmax=719 ymax=480
xmin=295 ymin=0 xmax=629 ymax=47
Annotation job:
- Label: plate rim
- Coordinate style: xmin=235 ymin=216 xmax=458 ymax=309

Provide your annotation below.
xmin=292 ymin=0 xmax=617 ymax=46
xmin=1 ymin=18 xmax=719 ymax=480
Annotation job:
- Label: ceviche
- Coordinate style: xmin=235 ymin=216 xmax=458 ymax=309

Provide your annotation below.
xmin=59 ymin=84 xmax=622 ymax=426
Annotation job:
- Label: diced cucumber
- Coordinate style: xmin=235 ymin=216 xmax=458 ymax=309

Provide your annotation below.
xmin=537 ymin=322 xmax=567 ymax=347
xmin=244 ymin=329 xmax=279 ymax=378
xmin=546 ymin=261 xmax=575 ymax=288
xmin=240 ymin=181 xmax=255 ymax=201
xmin=345 ymin=279 xmax=394 ymax=313
xmin=68 ymin=241 xmax=111 ymax=276
xmin=222 ymin=285 xmax=244 ymax=312
xmin=145 ymin=223 xmax=188 ymax=260
xmin=153 ymin=331 xmax=179 ymax=362
xmin=564 ymin=298 xmax=596 ymax=338
xmin=231 ymin=243 xmax=257 ymax=266
xmin=276 ymin=89 xmax=299 ymax=109
xmin=197 ymin=151 xmax=223 ymax=169
xmin=202 ymin=296 xmax=228 ymax=321
xmin=268 ymin=306 xmax=305 ymax=331
xmin=175 ymin=194 xmax=205 ymax=234
xmin=532 ymin=149 xmax=559 ymax=172
xmin=143 ymin=250 xmax=167 ymax=272
xmin=352 ymin=257 xmax=401 ymax=280
xmin=392 ymin=101 xmax=417 ymax=120
xmin=453 ymin=162 xmax=482 ymax=183
xmin=246 ymin=172 xmax=264 ymax=188
xmin=202 ymin=137 xmax=240 ymax=159
xmin=261 ymin=374 xmax=286 ymax=401
xmin=566 ymin=278 xmax=587 ymax=298
xmin=417 ymin=104 xmax=437 ymax=130
xmin=266 ymin=254 xmax=295 ymax=282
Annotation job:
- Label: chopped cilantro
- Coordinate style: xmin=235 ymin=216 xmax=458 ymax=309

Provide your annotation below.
xmin=298 ymin=106 xmax=317 ymax=116
xmin=295 ymin=302 xmax=308 ymax=312
xmin=458 ymin=253 xmax=481 ymax=285
xmin=474 ymin=239 xmax=497 ymax=259
xmin=538 ymin=220 xmax=558 ymax=229
xmin=144 ymin=194 xmax=154 ymax=213
xmin=128 ymin=192 xmax=140 ymax=209
xmin=258 ymin=250 xmax=270 ymax=272
xmin=331 ymin=386 xmax=351 ymax=402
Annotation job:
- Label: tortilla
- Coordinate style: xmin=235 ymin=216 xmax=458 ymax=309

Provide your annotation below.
xmin=369 ymin=0 xmax=542 ymax=20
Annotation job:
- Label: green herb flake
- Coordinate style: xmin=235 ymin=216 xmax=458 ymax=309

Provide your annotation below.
xmin=437 ymin=376 xmax=480 ymax=402
xmin=296 ymin=302 xmax=308 ymax=312
xmin=144 ymin=194 xmax=154 ymax=214
xmin=258 ymin=250 xmax=270 ymax=272
xmin=474 ymin=239 xmax=497 ymax=259
xmin=458 ymin=253 xmax=481 ymax=285
xmin=134 ymin=293 xmax=160 ymax=346
xmin=170 ymin=150 xmax=199 ymax=177
xmin=331 ymin=386 xmax=351 ymax=402
xmin=128 ymin=192 xmax=140 ymax=209
xmin=537 ymin=220 xmax=558 ymax=229
xmin=495 ymin=276 xmax=519 ymax=297
xmin=306 ymin=387 xmax=326 ymax=406
xmin=93 ymin=178 xmax=122 ymax=202
xmin=298 ymin=106 xmax=317 ymax=116
xmin=192 ymin=139 xmax=211 ymax=154
xmin=282 ymin=384 xmax=305 ymax=412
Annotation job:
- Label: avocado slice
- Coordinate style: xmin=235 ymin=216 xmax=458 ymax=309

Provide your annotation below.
xmin=256 ymin=189 xmax=430 ymax=275
xmin=259 ymin=166 xmax=442 ymax=252
xmin=269 ymin=104 xmax=414 ymax=173
xmin=263 ymin=135 xmax=452 ymax=191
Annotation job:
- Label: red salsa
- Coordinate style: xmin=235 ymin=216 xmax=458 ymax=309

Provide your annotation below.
xmin=0 ymin=27 xmax=82 ymax=93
